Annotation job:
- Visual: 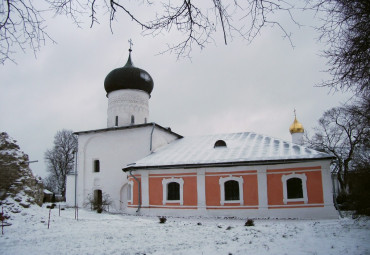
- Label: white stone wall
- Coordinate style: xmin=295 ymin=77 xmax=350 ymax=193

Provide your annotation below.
xmin=66 ymin=125 xmax=179 ymax=211
xmin=65 ymin=174 xmax=76 ymax=207
xmin=151 ymin=126 xmax=180 ymax=151
xmin=107 ymin=89 xmax=149 ymax=128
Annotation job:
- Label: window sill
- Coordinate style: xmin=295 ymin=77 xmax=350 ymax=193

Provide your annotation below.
xmin=163 ymin=200 xmax=183 ymax=205
xmin=283 ymin=198 xmax=308 ymax=204
xmin=220 ymin=200 xmax=243 ymax=206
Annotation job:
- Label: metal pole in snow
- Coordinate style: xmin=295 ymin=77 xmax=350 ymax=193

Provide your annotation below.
xmin=48 ymin=209 xmax=51 ymax=229
xmin=1 ymin=207 xmax=4 ymax=235
xmin=73 ymin=150 xmax=78 ymax=220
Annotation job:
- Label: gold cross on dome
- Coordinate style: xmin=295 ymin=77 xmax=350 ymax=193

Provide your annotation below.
xmin=128 ymin=39 xmax=133 ymax=51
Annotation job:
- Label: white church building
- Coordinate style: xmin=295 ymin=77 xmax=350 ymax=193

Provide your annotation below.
xmin=66 ymin=49 xmax=338 ymax=219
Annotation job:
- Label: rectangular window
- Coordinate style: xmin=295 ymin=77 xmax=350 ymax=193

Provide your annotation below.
xmin=94 ymin=160 xmax=100 ymax=172
xmin=115 ymin=116 xmax=118 ymax=126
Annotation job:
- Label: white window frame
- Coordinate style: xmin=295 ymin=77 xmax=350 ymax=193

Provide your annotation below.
xmin=127 ymin=180 xmax=133 ymax=203
xmin=282 ymin=173 xmax=308 ymax=204
xmin=162 ymin=178 xmax=184 ymax=205
xmin=219 ymin=176 xmax=244 ymax=205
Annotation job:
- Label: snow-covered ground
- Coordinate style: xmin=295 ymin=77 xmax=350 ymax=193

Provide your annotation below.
xmin=1 ymin=204 xmax=369 ymax=255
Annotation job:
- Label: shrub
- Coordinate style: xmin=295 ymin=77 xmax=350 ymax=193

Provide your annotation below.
xmin=84 ymin=192 xmax=113 ymax=213
xmin=245 ymin=219 xmax=254 ymax=226
xmin=159 ymin=216 xmax=167 ymax=224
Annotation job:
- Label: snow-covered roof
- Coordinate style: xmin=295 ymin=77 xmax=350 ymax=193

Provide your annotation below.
xmin=44 ymin=189 xmax=53 ymax=195
xmin=124 ymin=132 xmax=333 ymax=170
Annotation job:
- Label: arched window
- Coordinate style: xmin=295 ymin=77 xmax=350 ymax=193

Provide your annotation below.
xmin=287 ymin=178 xmax=303 ymax=199
xmin=282 ymin=174 xmax=308 ymax=204
xmin=214 ymin=140 xmax=227 ymax=148
xmin=162 ymin=178 xmax=184 ymax=205
xmin=225 ymin=180 xmax=240 ymax=201
xmin=127 ymin=181 xmax=133 ymax=203
xmin=94 ymin=189 xmax=102 ymax=210
xmin=219 ymin=176 xmax=244 ymax=205
xmin=167 ymin=182 xmax=180 ymax=200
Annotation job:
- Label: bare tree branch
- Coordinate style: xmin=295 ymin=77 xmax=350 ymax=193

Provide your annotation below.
xmin=306 ymin=98 xmax=369 ymax=192
xmin=0 ymin=0 xmax=56 ymax=64
xmin=1 ymin=0 xmax=299 ymax=63
xmin=312 ymin=0 xmax=370 ymax=95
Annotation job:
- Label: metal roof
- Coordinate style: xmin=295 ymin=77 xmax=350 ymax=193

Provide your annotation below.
xmin=124 ymin=132 xmax=333 ymax=170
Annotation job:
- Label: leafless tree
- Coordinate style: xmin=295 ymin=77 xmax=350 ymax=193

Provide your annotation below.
xmin=307 ymin=99 xmax=369 ymax=193
xmin=313 ymin=0 xmax=370 ymax=95
xmin=44 ymin=129 xmax=77 ymax=197
xmin=42 ymin=174 xmax=59 ymax=194
xmin=1 ymin=0 xmax=298 ymax=63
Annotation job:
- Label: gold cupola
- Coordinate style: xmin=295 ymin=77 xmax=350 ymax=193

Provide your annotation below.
xmin=289 ymin=112 xmax=304 ymax=134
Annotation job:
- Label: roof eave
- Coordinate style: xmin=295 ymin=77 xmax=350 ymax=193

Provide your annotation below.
xmin=74 ymin=122 xmax=183 ymax=138
xmin=122 ymin=156 xmax=335 ymax=172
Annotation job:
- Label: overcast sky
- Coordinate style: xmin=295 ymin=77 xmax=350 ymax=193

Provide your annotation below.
xmin=0 ymin=3 xmax=352 ymax=178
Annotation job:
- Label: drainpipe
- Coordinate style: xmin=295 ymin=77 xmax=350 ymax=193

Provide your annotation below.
xmin=129 ymin=170 xmax=141 ymax=212
xmin=150 ymin=123 xmax=155 ymax=152
xmin=74 ymin=150 xmax=78 ymax=208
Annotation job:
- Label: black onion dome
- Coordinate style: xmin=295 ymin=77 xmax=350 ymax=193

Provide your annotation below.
xmin=104 ymin=51 xmax=154 ymax=96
